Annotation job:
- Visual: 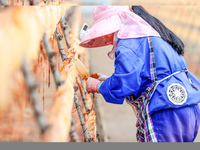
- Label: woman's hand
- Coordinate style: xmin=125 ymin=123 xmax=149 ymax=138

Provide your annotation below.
xmin=86 ymin=77 xmax=100 ymax=93
xmin=97 ymin=73 xmax=109 ymax=81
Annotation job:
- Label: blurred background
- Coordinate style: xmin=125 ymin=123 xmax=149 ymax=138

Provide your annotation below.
xmin=77 ymin=0 xmax=200 ymax=142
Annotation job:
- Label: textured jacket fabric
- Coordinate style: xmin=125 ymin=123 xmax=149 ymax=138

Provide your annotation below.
xmin=99 ymin=36 xmax=200 ymax=115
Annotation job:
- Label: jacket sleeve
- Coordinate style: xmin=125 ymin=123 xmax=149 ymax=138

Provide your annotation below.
xmin=99 ymin=45 xmax=144 ymax=104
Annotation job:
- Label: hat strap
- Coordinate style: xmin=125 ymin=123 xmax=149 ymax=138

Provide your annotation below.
xmin=107 ymin=31 xmax=119 ymax=60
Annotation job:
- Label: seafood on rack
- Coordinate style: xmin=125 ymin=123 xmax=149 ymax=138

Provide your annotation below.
xmin=0 ymin=7 xmax=43 ymax=117
xmin=42 ymin=59 xmax=76 ymax=142
xmin=0 ymin=3 xmax=97 ymax=142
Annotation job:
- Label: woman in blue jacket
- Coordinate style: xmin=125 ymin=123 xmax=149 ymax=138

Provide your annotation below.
xmin=79 ymin=6 xmax=200 ymax=142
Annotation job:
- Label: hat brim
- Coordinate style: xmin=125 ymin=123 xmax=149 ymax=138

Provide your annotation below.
xmin=79 ymin=15 xmax=120 ymax=48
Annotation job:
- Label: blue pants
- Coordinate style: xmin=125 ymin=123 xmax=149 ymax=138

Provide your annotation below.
xmin=151 ymin=104 xmax=200 ymax=142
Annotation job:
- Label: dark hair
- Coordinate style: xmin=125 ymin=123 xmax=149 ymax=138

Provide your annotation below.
xmin=132 ymin=6 xmax=184 ymax=55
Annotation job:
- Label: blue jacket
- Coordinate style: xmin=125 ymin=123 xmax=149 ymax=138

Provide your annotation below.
xmin=99 ymin=36 xmax=200 ymax=115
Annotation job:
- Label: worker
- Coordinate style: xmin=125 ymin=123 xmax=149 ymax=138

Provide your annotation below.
xmin=79 ymin=6 xmax=200 ymax=142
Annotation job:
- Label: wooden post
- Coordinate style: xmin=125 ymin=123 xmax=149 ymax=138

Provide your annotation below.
xmin=74 ymin=91 xmax=93 ymax=142
xmin=54 ymin=26 xmax=68 ymax=62
xmin=70 ymin=118 xmax=79 ymax=142
xmin=77 ymin=76 xmax=90 ymax=112
xmin=60 ymin=16 xmax=70 ymax=49
xmin=43 ymin=32 xmax=63 ymax=89
xmin=22 ymin=59 xmax=49 ymax=134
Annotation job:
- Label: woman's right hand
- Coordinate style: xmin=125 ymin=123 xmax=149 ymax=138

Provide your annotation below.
xmin=97 ymin=73 xmax=109 ymax=81
xmin=86 ymin=77 xmax=100 ymax=93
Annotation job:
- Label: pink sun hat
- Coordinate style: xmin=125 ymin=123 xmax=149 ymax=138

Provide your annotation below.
xmin=79 ymin=6 xmax=123 ymax=48
xmin=79 ymin=5 xmax=160 ymax=50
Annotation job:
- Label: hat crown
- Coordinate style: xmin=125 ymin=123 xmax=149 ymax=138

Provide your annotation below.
xmin=92 ymin=6 xmax=129 ymax=24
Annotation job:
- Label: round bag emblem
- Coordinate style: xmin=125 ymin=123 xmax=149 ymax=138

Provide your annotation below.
xmin=167 ymin=83 xmax=187 ymax=105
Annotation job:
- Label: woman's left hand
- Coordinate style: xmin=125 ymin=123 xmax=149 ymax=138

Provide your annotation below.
xmin=97 ymin=73 xmax=109 ymax=81
xmin=86 ymin=77 xmax=100 ymax=93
